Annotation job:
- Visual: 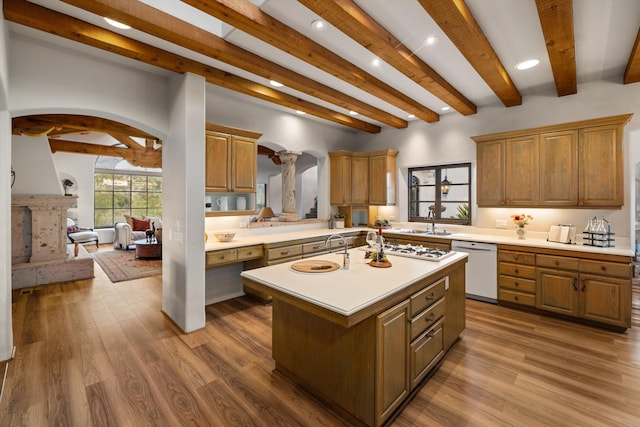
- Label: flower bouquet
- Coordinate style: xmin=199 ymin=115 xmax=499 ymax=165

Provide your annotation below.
xmin=511 ymin=213 xmax=533 ymax=239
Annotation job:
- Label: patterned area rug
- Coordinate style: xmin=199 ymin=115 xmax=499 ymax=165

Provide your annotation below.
xmin=92 ymin=249 xmax=161 ymax=283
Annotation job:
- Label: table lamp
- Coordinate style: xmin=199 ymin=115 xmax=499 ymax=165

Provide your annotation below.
xmin=257 ymin=206 xmax=276 ymax=222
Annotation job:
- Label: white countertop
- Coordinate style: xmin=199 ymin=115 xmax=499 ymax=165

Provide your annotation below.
xmin=206 ymin=226 xmax=634 ymax=257
xmin=240 ymin=249 xmax=468 ymax=317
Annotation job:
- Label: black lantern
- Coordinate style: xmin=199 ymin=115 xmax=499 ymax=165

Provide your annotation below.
xmin=441 ymin=170 xmax=451 ymax=195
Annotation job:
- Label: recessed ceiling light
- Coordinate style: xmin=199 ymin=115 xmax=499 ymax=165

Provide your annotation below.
xmin=441 ymin=106 xmax=451 ymax=111
xmin=515 ymin=59 xmax=539 ymax=70
xmin=296 ymin=110 xmax=306 ymax=115
xmin=408 ymin=114 xmax=415 ymax=119
xmin=104 ymin=17 xmax=131 ymax=30
xmin=349 ymin=111 xmax=359 ymax=116
xmin=311 ymin=19 xmax=327 ymax=31
xmin=269 ymin=80 xmax=284 ymax=87
xmin=424 ymin=36 xmax=439 ymax=46
xmin=371 ymin=58 xmax=381 ymax=67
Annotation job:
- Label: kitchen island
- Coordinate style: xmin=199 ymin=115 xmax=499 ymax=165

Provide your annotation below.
xmin=241 ymin=248 xmax=467 ymax=426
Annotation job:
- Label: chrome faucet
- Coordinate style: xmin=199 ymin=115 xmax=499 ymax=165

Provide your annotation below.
xmin=325 ymin=234 xmax=350 ymax=270
xmin=427 ymin=207 xmax=436 ymax=233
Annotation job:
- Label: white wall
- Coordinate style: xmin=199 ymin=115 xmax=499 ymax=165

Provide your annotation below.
xmin=353 ymin=80 xmax=640 ymax=238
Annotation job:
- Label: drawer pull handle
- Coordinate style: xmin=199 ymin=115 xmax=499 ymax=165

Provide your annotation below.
xmin=246 ymin=252 xmax=252 ymax=256
xmin=514 ymin=295 xmax=519 ymax=301
xmin=220 ymin=256 xmax=225 ymax=260
xmin=601 ymin=266 xmax=607 ymax=272
xmin=581 ymin=279 xmax=586 ymax=292
xmin=515 ymin=282 xmax=519 ymax=287
xmin=514 ymin=269 xmax=519 ymax=274
xmin=572 ymin=278 xmax=577 ymax=291
xmin=425 ymin=293 xmax=435 ymax=301
xmin=281 ymin=250 xmax=290 ymax=255
xmin=427 ymin=331 xmax=436 ymax=338
xmin=425 ymin=313 xmax=435 ymax=322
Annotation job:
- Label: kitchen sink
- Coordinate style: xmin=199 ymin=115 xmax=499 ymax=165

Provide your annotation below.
xmin=425 ymin=231 xmax=452 ymax=236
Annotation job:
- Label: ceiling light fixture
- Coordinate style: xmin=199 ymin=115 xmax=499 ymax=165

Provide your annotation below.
xmin=349 ymin=111 xmax=359 ymax=116
xmin=296 ymin=110 xmax=306 ymax=115
xmin=408 ymin=114 xmax=415 ymax=119
xmin=441 ymin=170 xmax=451 ymax=195
xmin=441 ymin=106 xmax=451 ymax=111
xmin=515 ymin=59 xmax=539 ymax=70
xmin=424 ymin=36 xmax=439 ymax=46
xmin=104 ymin=17 xmax=131 ymax=30
xmin=311 ymin=19 xmax=327 ymax=31
xmin=371 ymin=58 xmax=381 ymax=67
xmin=269 ymin=80 xmax=284 ymax=87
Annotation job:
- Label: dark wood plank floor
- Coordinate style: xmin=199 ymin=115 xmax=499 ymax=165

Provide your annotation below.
xmin=2 ymin=254 xmax=640 ymax=426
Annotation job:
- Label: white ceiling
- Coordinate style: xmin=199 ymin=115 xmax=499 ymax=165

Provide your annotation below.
xmin=7 ymin=0 xmax=640 ymax=131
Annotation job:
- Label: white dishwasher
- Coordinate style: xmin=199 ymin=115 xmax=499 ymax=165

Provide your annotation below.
xmin=451 ymin=240 xmax=497 ymax=303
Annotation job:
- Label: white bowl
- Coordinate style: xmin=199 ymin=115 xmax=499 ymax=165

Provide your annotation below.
xmin=214 ymin=231 xmax=236 ymax=242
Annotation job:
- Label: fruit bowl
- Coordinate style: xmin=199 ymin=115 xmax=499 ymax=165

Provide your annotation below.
xmin=214 ymin=231 xmax=236 ymax=242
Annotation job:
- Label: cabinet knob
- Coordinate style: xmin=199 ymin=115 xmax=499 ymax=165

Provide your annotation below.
xmin=601 ymin=266 xmax=607 ymax=272
xmin=220 ymin=256 xmax=225 ymax=260
xmin=514 ymin=295 xmax=519 ymax=301
xmin=247 ymin=252 xmax=253 ymax=256
xmin=514 ymin=269 xmax=519 ymax=274
xmin=515 ymin=282 xmax=519 ymax=287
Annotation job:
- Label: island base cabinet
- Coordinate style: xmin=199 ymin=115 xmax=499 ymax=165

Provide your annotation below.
xmin=410 ymin=318 xmax=444 ymax=390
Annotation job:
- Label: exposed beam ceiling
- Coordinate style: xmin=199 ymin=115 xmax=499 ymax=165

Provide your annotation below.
xmin=535 ymin=0 xmax=577 ymax=96
xmin=49 ymin=138 xmax=161 ymax=168
xmin=182 ymin=0 xmax=440 ymax=123
xmin=4 ymin=0 xmax=381 ymax=133
xmin=298 ymin=0 xmax=476 ymax=116
xmin=417 ymin=0 xmax=521 ymax=107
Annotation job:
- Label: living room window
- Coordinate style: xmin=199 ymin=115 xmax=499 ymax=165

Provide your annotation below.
xmin=94 ymin=157 xmax=162 ymax=228
xmin=408 ymin=163 xmax=471 ymax=225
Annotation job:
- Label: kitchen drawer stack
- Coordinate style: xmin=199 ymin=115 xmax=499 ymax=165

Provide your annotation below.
xmin=497 ymin=245 xmax=632 ymax=329
xmin=206 ymin=244 xmax=264 ymax=268
xmin=408 ymin=276 xmax=446 ymax=389
xmin=498 ymin=250 xmax=536 ymax=306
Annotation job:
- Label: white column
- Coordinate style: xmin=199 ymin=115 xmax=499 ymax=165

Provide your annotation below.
xmin=162 ymin=72 xmax=206 ymax=333
xmin=278 ymin=150 xmax=301 ymax=222
xmin=0 ymin=110 xmax=13 ymax=361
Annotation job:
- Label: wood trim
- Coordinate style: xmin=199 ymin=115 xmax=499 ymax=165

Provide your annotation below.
xmin=49 ymin=139 xmax=162 ymax=168
xmin=418 ymin=0 xmax=522 ymax=108
xmin=182 ymin=0 xmax=439 ymax=123
xmin=299 ymin=0 xmax=476 ymax=116
xmin=535 ymin=0 xmax=577 ymax=96
xmin=205 ymin=123 xmax=262 ymax=139
xmin=471 ymin=114 xmax=633 ymax=143
xmin=497 ymin=243 xmax=632 ymax=264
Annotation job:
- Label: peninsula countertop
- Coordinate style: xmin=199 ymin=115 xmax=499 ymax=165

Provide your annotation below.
xmin=240 ymin=248 xmax=468 ymax=319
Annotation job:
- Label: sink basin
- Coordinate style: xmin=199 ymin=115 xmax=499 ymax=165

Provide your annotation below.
xmin=291 ymin=260 xmax=341 ymax=273
xmin=425 ymin=231 xmax=452 ymax=236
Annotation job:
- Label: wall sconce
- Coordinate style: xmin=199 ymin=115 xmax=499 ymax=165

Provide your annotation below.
xmin=441 ymin=170 xmax=451 ymax=195
xmin=11 ymin=167 xmax=15 ymax=188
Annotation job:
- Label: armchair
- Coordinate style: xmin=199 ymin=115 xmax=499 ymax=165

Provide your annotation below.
xmin=114 ymin=216 xmax=162 ymax=249
xmin=67 ymin=218 xmax=99 ymax=256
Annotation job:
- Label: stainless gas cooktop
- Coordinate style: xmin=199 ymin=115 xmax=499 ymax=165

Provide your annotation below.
xmin=360 ymin=243 xmax=456 ymax=262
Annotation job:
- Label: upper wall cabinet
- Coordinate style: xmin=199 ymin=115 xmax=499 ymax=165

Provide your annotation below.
xmin=329 ymin=149 xmax=398 ymax=206
xmin=205 ymin=123 xmax=261 ymax=193
xmin=473 ymin=114 xmax=632 ymax=208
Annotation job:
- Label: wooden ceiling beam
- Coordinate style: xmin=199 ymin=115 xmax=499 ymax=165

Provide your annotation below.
xmin=49 ymin=139 xmax=162 ymax=168
xmin=109 ymin=134 xmax=144 ymax=151
xmin=182 ymin=0 xmax=439 ymax=123
xmin=299 ymin=0 xmax=475 ymax=116
xmin=12 ymin=114 xmax=157 ymax=139
xmin=4 ymin=0 xmax=380 ymax=133
xmin=418 ymin=0 xmax=522 ymax=107
xmin=535 ymin=0 xmax=577 ymax=96
xmin=624 ymin=29 xmax=640 ymax=84
xmin=61 ymin=0 xmax=406 ymax=129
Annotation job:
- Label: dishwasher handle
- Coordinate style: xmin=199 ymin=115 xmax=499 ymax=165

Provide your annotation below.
xmin=451 ymin=241 xmax=497 ymax=252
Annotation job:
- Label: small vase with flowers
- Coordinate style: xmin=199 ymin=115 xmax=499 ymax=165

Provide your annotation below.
xmin=511 ymin=213 xmax=533 ymax=239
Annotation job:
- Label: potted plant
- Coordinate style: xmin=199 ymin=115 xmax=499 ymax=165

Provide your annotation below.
xmin=334 ymin=213 xmax=345 ymax=229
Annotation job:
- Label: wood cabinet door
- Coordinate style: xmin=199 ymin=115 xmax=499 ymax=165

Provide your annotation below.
xmin=369 ymin=154 xmax=395 ymax=205
xmin=329 ymin=153 xmax=352 ymax=205
xmin=232 ymin=136 xmax=257 ymax=192
xmin=536 ymin=269 xmax=579 ymax=316
xmin=579 ymin=125 xmax=623 ymax=207
xmin=376 ymin=299 xmax=410 ymax=426
xmin=539 ymin=130 xmax=579 ymax=206
xmin=351 ymin=154 xmax=369 ymax=205
xmin=205 ymin=132 xmax=231 ymax=191
xmin=505 ymin=135 xmax=539 ymax=205
xmin=579 ymin=274 xmax=630 ymax=327
xmin=476 ymin=140 xmax=505 ymax=206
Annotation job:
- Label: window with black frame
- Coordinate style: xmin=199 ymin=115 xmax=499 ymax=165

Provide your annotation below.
xmin=409 ymin=163 xmax=471 ymax=225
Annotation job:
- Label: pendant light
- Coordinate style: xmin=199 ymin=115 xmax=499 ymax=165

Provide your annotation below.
xmin=441 ymin=169 xmax=451 ymax=195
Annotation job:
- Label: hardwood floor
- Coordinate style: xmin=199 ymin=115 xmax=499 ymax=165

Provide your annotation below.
xmin=2 ymin=258 xmax=640 ymax=426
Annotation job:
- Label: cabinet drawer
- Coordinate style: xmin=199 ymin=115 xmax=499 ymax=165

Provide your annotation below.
xmin=303 ymin=241 xmax=327 ymax=254
xmin=498 ymin=250 xmax=535 ymax=265
xmin=410 ymin=277 xmax=447 ymax=317
xmin=206 ymin=249 xmax=238 ymax=267
xmin=267 ymin=245 xmax=303 ymax=261
xmin=537 ymin=254 xmax=579 ymax=271
xmin=498 ymin=275 xmax=536 ymax=294
xmin=498 ymin=289 xmax=536 ymax=307
xmin=498 ymin=262 xmax=536 ymax=279
xmin=237 ymin=245 xmax=263 ymax=261
xmin=410 ymin=318 xmax=444 ymax=389
xmin=579 ymin=260 xmax=631 ymax=279
xmin=410 ymin=298 xmax=445 ymax=341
